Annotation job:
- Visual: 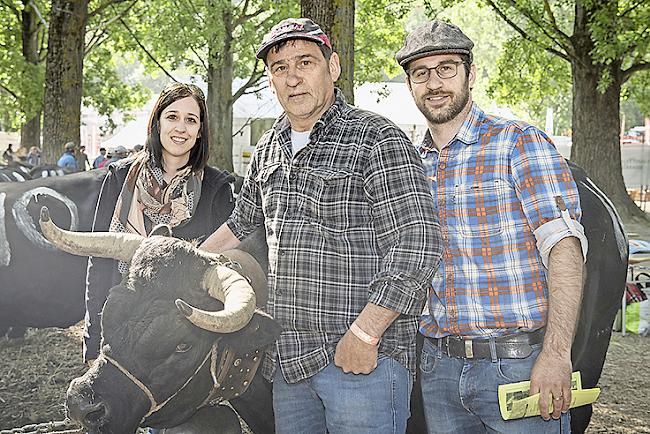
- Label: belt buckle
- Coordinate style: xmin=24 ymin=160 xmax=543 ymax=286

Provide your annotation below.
xmin=464 ymin=340 xmax=474 ymax=358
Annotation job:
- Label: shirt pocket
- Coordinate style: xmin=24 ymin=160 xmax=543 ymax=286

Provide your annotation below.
xmin=304 ymin=167 xmax=369 ymax=231
xmin=254 ymin=163 xmax=283 ymax=214
xmin=453 ymin=179 xmax=509 ymax=238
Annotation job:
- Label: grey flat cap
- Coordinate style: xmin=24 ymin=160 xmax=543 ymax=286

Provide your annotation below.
xmin=396 ymin=20 xmax=474 ymax=68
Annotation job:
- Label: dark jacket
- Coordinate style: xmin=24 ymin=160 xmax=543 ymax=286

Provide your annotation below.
xmin=83 ymin=159 xmax=235 ymax=362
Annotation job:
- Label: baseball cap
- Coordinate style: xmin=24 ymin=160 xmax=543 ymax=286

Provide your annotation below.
xmin=396 ymin=20 xmax=474 ymax=68
xmin=256 ymin=18 xmax=332 ymax=61
xmin=112 ymin=145 xmax=128 ymax=155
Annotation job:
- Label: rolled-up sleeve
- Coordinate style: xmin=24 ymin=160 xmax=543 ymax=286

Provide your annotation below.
xmin=510 ymin=128 xmax=588 ymax=267
xmin=226 ymin=143 xmax=266 ymax=240
xmin=365 ymin=126 xmax=442 ymax=316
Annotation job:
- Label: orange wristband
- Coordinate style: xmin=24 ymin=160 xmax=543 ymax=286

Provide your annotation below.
xmin=350 ymin=322 xmax=380 ymax=346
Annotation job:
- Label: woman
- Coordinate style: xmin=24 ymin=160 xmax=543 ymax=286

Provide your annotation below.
xmin=26 ymin=146 xmax=41 ymax=166
xmin=84 ymin=82 xmax=235 ymax=364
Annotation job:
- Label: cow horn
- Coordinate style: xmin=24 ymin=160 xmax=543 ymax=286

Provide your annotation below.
xmin=176 ymin=265 xmax=256 ymax=333
xmin=39 ymin=206 xmax=142 ymax=262
xmin=221 ymin=249 xmax=268 ymax=307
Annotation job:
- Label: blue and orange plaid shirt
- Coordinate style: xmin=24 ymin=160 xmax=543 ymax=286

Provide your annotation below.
xmin=419 ymin=103 xmax=588 ymax=339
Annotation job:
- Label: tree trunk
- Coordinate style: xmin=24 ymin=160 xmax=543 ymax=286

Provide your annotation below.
xmin=301 ymin=0 xmax=334 ymax=31
xmin=20 ymin=0 xmax=42 ymax=151
xmin=42 ymin=0 xmax=88 ymax=163
xmin=21 ymin=114 xmax=41 ymax=154
xmin=207 ymin=6 xmax=234 ymax=173
xmin=301 ymin=0 xmax=354 ymax=103
xmin=570 ymin=2 xmax=644 ymax=220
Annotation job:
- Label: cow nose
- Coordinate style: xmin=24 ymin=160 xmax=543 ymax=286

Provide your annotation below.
xmin=67 ymin=399 xmax=108 ymax=428
xmin=66 ymin=377 xmax=109 ymax=429
xmin=81 ymin=402 xmax=108 ymax=428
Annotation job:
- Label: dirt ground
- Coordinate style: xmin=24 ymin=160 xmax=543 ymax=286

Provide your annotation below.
xmin=0 ymin=324 xmax=648 ymax=433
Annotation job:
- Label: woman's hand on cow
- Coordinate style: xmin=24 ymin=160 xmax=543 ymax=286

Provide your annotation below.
xmin=334 ymin=330 xmax=378 ymax=374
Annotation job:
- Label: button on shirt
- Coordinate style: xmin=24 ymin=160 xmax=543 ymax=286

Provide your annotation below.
xmin=227 ymin=90 xmax=442 ymax=383
xmin=419 ymin=103 xmax=588 ymax=339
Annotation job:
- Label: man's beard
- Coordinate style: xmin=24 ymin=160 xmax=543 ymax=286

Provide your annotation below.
xmin=417 ymin=80 xmax=470 ymax=125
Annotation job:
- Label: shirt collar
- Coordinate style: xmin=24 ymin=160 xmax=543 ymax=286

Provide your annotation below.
xmin=273 ymin=88 xmax=347 ymax=137
xmin=420 ymin=102 xmax=485 ymax=152
xmin=455 ymin=102 xmax=483 ymax=146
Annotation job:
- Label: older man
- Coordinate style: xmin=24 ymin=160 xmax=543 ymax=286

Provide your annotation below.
xmin=201 ymin=18 xmax=442 ymax=434
xmin=396 ymin=21 xmax=588 ymax=434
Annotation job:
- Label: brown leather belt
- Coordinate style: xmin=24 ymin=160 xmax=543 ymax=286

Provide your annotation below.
xmin=426 ymin=328 xmax=545 ymax=359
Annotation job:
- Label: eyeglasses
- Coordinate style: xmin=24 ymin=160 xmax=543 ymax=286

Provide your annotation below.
xmin=407 ymin=60 xmax=465 ymax=84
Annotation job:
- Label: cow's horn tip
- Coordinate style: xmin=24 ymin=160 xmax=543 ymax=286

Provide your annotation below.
xmin=40 ymin=206 xmax=50 ymax=222
xmin=175 ymin=299 xmax=193 ymax=317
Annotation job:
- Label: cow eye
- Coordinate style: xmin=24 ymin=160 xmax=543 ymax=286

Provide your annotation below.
xmin=175 ymin=343 xmax=192 ymax=353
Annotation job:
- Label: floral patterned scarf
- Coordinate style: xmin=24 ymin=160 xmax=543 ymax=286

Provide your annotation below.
xmin=110 ymin=151 xmax=203 ymax=273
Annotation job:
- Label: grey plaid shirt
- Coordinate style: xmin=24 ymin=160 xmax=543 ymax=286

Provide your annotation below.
xmin=227 ymin=90 xmax=442 ymax=383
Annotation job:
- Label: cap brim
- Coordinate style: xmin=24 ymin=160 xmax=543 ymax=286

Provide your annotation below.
xmin=398 ymin=48 xmax=471 ymax=68
xmin=256 ymin=34 xmax=328 ymax=61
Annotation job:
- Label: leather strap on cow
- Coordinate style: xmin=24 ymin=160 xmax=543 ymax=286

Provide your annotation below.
xmin=199 ymin=345 xmax=263 ymax=407
xmin=140 ymin=340 xmax=264 ymax=427
xmin=103 ymin=341 xmax=218 ymax=424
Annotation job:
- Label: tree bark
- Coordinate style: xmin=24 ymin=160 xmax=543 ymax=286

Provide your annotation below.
xmin=570 ymin=1 xmax=644 ymax=220
xmin=207 ymin=6 xmax=234 ymax=173
xmin=20 ymin=0 xmax=42 ymax=151
xmin=42 ymin=0 xmax=88 ymax=163
xmin=301 ymin=0 xmax=354 ymax=104
xmin=21 ymin=114 xmax=41 ymax=153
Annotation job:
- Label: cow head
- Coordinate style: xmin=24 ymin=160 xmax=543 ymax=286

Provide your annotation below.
xmin=39 ymin=207 xmax=277 ymax=433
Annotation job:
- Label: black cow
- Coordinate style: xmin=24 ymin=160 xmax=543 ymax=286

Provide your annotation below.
xmin=29 ymin=164 xmax=66 ymax=179
xmin=0 ymin=164 xmax=32 ymax=182
xmin=40 ymin=208 xmax=278 ymax=434
xmin=564 ymin=162 xmax=628 ymax=433
xmin=0 ymin=169 xmax=107 ymax=337
xmin=40 ymin=161 xmax=627 ymax=434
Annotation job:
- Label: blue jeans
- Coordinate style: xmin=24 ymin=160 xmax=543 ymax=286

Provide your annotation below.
xmin=419 ymin=338 xmax=570 ymax=434
xmin=273 ymin=356 xmax=413 ymax=434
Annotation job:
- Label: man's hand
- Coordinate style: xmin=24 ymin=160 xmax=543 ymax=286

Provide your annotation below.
xmin=334 ymin=329 xmax=378 ymax=374
xmin=529 ymin=348 xmax=572 ymax=420
xmin=86 ymin=358 xmax=96 ymax=368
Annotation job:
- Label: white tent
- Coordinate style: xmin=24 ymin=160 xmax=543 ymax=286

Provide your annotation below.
xmin=355 ymin=82 xmax=428 ymax=126
xmin=101 ymin=116 xmax=149 ymax=150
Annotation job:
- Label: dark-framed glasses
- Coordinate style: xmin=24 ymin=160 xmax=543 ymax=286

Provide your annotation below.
xmin=408 ymin=60 xmax=465 ymax=84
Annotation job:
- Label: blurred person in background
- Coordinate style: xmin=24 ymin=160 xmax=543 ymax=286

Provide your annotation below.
xmin=102 ymin=145 xmax=129 ymax=167
xmin=2 ymin=143 xmax=14 ymax=163
xmin=93 ymin=147 xmax=107 ymax=169
xmin=76 ymin=145 xmax=89 ymax=171
xmin=57 ymin=142 xmax=78 ymax=173
xmin=26 ymin=146 xmax=41 ymax=166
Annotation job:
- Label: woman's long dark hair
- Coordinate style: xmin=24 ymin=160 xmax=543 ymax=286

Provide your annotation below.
xmin=145 ymin=82 xmax=210 ymax=173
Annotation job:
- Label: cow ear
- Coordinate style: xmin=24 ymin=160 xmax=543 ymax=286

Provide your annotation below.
xmin=150 ymin=224 xmax=172 ymax=237
xmin=220 ymin=308 xmax=282 ymax=352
